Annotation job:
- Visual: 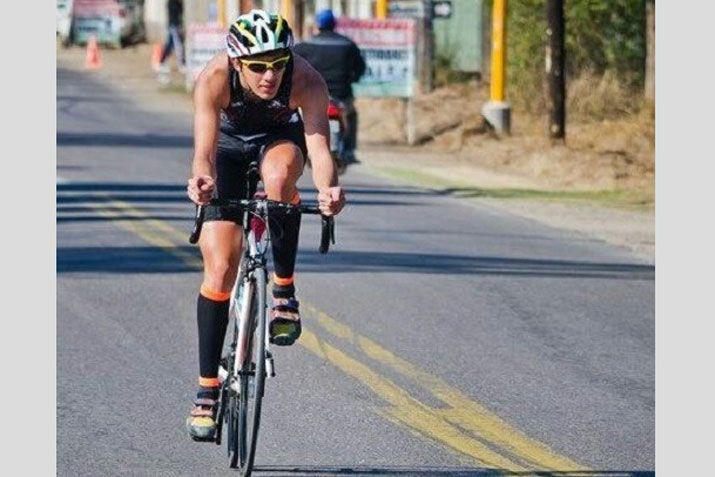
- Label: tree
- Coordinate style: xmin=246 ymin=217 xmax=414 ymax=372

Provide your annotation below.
xmin=644 ymin=0 xmax=655 ymax=101
xmin=546 ymin=0 xmax=565 ymax=140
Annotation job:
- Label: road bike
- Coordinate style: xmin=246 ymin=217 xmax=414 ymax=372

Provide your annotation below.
xmin=189 ymin=161 xmax=335 ymax=475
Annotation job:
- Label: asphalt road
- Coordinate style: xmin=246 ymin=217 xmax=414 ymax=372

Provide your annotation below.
xmin=57 ymin=65 xmax=655 ymax=476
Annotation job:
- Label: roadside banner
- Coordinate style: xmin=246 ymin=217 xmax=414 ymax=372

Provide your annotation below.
xmin=336 ymin=18 xmax=417 ymax=98
xmin=71 ymin=0 xmax=123 ymax=46
xmin=388 ymin=0 xmax=426 ymax=18
xmin=185 ymin=23 xmax=226 ymax=90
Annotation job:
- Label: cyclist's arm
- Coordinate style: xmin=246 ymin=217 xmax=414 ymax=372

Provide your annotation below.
xmin=191 ymin=62 xmax=225 ymax=179
xmin=295 ymin=60 xmax=338 ymax=192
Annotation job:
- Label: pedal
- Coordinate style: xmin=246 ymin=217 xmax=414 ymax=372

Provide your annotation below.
xmin=218 ymin=364 xmax=228 ymax=383
xmin=219 ymin=366 xmax=241 ymax=394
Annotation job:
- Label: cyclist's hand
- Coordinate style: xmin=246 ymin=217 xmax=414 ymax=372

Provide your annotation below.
xmin=318 ymin=186 xmax=345 ymax=216
xmin=187 ymin=175 xmax=215 ymax=205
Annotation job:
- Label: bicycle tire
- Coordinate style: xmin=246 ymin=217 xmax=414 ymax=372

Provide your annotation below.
xmin=227 ymin=273 xmax=253 ymax=469
xmin=225 ymin=270 xmax=266 ymax=474
xmin=237 ymin=269 xmax=266 ymax=476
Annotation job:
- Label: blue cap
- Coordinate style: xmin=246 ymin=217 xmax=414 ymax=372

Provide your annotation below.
xmin=315 ymin=9 xmax=336 ymax=30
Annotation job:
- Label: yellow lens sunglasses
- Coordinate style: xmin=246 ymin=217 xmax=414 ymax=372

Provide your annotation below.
xmin=239 ymin=54 xmax=291 ymax=74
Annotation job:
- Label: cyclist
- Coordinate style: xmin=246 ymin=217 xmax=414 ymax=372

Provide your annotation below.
xmin=185 ymin=9 xmax=345 ymax=440
xmin=293 ymin=9 xmax=365 ymax=163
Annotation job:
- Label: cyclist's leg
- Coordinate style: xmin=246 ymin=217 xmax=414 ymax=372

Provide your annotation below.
xmin=260 ymin=135 xmax=306 ymax=345
xmin=187 ymin=221 xmax=242 ymax=440
xmin=187 ymin=140 xmax=252 ymax=440
xmin=262 ymin=125 xmax=307 ymax=287
xmin=197 ymin=221 xmax=243 ymax=383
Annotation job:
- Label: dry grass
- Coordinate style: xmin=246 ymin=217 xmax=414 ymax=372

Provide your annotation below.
xmin=357 ymin=80 xmax=487 ymax=145
xmin=567 ymin=70 xmax=643 ymax=120
xmin=355 ymin=72 xmax=654 ymax=200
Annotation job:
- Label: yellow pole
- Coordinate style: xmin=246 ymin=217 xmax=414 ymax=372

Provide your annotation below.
xmin=217 ymin=0 xmax=227 ymax=27
xmin=281 ymin=0 xmax=295 ymax=27
xmin=376 ymin=0 xmax=389 ymax=19
xmin=490 ymin=0 xmax=506 ymax=102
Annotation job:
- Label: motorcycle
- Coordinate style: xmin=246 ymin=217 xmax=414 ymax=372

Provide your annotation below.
xmin=327 ymin=98 xmax=349 ymax=175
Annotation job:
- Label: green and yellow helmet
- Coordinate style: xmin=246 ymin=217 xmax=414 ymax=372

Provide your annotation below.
xmin=226 ymin=9 xmax=294 ymax=58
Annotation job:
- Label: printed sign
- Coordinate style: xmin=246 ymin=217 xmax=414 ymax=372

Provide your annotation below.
xmin=389 ymin=0 xmax=426 ymax=18
xmin=185 ymin=23 xmax=226 ymax=88
xmin=336 ymin=18 xmax=417 ymax=98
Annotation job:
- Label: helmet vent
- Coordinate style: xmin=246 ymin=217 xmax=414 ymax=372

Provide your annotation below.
xmin=226 ymin=9 xmax=292 ymax=58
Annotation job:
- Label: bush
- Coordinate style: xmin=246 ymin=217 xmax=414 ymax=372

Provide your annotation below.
xmin=567 ymin=69 xmax=642 ymax=119
xmin=484 ymin=0 xmax=646 ymax=113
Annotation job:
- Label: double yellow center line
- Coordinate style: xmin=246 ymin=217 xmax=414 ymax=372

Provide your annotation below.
xmin=79 ymin=194 xmax=587 ymax=472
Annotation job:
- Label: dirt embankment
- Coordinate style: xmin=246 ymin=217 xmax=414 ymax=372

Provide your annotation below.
xmin=357 ymin=79 xmax=654 ymax=197
xmin=59 ymin=42 xmax=654 ymax=198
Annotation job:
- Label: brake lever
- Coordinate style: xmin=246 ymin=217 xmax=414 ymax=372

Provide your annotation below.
xmin=189 ymin=205 xmax=205 ymax=244
xmin=319 ymin=215 xmax=334 ymax=254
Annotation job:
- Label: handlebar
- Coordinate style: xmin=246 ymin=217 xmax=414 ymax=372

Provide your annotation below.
xmin=189 ymin=198 xmax=335 ymax=254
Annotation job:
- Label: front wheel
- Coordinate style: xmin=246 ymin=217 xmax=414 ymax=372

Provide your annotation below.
xmin=228 ymin=271 xmax=266 ymax=475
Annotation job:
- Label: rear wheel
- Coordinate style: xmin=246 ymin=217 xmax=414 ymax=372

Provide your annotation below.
xmin=225 ymin=373 xmax=239 ymax=463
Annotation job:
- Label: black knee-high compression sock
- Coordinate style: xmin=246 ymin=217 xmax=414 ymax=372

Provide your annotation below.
xmin=196 ymin=286 xmax=230 ymax=389
xmin=269 ymin=205 xmax=301 ymax=298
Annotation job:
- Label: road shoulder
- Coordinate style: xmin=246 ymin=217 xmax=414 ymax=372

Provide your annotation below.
xmin=355 ymin=149 xmax=654 ymax=263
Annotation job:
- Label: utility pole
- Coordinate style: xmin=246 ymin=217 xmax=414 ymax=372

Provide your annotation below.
xmin=481 ymin=0 xmax=510 ymax=135
xmin=422 ymin=0 xmax=434 ymax=93
xmin=545 ymin=0 xmax=565 ymax=141
xmin=217 ymin=0 xmax=226 ymax=27
xmin=281 ymin=0 xmax=295 ymax=31
xmin=376 ymin=0 xmax=388 ymax=19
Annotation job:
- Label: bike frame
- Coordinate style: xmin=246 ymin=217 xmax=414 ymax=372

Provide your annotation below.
xmin=230 ymin=200 xmax=274 ymax=387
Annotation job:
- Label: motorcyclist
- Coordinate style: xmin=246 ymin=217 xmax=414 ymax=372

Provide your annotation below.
xmin=293 ymin=9 xmax=365 ymax=163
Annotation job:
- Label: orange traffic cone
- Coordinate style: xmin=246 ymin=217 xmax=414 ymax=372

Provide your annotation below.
xmin=85 ymin=36 xmax=102 ymax=70
xmin=151 ymin=43 xmax=163 ymax=70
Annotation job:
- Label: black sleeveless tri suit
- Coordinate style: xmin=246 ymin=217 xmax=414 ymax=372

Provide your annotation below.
xmin=205 ymin=56 xmax=307 ymax=223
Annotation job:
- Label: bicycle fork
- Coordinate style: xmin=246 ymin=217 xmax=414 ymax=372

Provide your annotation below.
xmin=218 ymin=271 xmax=276 ymax=393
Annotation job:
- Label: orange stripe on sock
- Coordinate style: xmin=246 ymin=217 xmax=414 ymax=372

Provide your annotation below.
xmin=273 ymin=274 xmax=294 ymax=286
xmin=199 ymin=376 xmax=220 ymax=388
xmin=200 ymin=284 xmax=231 ymax=301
